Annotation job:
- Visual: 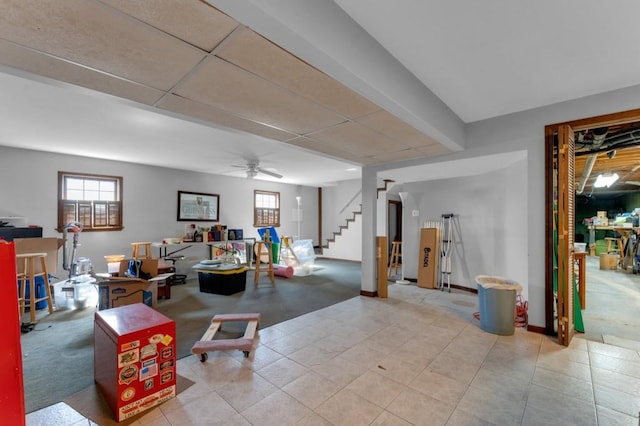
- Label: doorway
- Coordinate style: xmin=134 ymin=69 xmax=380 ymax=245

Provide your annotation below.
xmin=545 ymin=107 xmax=640 ymax=345
xmin=388 ymin=199 xmax=402 ymax=269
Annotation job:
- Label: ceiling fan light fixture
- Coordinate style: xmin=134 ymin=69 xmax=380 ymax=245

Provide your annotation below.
xmin=246 ymin=169 xmax=258 ymax=179
xmin=594 ymin=172 xmax=619 ymax=188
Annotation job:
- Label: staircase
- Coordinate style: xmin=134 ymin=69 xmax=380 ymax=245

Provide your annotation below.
xmin=320 ymin=179 xmax=395 ymax=261
xmin=320 ymin=207 xmax=362 ymax=261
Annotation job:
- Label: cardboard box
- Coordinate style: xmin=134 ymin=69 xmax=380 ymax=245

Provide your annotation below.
xmin=97 ymin=277 xmax=157 ymax=310
xmin=14 ymin=237 xmax=64 ymax=274
xmin=597 ymin=211 xmax=607 ymax=219
xmin=417 ymin=227 xmax=440 ymax=288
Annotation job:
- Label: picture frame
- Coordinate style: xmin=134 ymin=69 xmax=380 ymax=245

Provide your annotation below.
xmin=177 ymin=191 xmax=219 ymax=222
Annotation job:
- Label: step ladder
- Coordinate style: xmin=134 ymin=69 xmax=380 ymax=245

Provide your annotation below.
xmin=388 ymin=241 xmax=402 ymax=277
xmin=254 ymin=230 xmax=274 ymax=285
xmin=440 ymin=213 xmax=454 ymax=292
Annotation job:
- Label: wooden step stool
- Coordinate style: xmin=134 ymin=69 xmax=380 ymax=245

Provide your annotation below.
xmin=131 ymin=242 xmax=152 ymax=260
xmin=191 ymin=313 xmax=261 ymax=362
xmin=388 ymin=241 xmax=402 ymax=277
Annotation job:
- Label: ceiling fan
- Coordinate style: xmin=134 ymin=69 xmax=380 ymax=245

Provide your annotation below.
xmin=232 ymin=160 xmax=283 ymax=179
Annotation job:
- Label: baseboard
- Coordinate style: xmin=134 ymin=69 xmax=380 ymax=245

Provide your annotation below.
xmin=526 ymin=324 xmax=547 ymax=335
xmin=392 ymin=278 xmax=478 ymax=294
xmin=360 ymin=290 xmax=377 ymax=297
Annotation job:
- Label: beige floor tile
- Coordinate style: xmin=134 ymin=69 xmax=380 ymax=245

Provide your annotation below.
xmin=590 ymin=352 xmax=640 ymax=379
xmin=531 ymin=366 xmax=594 ymax=403
xmin=373 ymin=354 xmax=424 ymax=385
xmin=313 ymin=332 xmax=358 ymax=354
xmin=481 ymin=346 xmax=537 ymax=383
xmin=408 ymin=369 xmax=468 ymax=404
xmin=338 ymin=341 xmax=388 ymax=368
xmin=311 ymin=355 xmax=369 ymax=387
xmin=256 ymin=357 xmax=309 ymax=388
xmin=346 ymin=370 xmax=407 ymax=408
xmin=193 ymin=356 xmax=253 ymax=391
xmin=241 ymin=389 xmax=311 ymax=426
xmin=162 ymin=392 xmax=239 ymax=425
xmin=239 ymin=342 xmax=284 ymax=371
xmin=536 ymin=344 xmax=591 ymax=365
xmin=587 ymin=340 xmax=640 ymax=362
xmin=296 ymin=411 xmax=333 ymax=426
xmin=593 ymin=382 xmax=640 ymax=417
xmin=456 ymin=385 xmax=527 ymax=425
xmin=445 ymin=408 xmax=499 ymax=425
xmin=215 ymin=371 xmax=278 ymax=412
xmin=288 ymin=343 xmax=338 ymax=367
xmin=282 ymin=371 xmax=342 ymax=409
xmin=521 ymin=404 xmax=590 ymax=426
xmin=595 ymin=405 xmax=638 ymax=426
xmin=386 ymin=387 xmax=455 ymax=426
xmin=468 ymin=367 xmax=531 ymax=403
xmin=370 ymin=410 xmax=413 ymax=425
xmin=426 ymin=351 xmax=482 ymax=386
xmin=524 ymin=384 xmax=597 ymax=426
xmin=591 ymin=365 xmax=640 ymax=397
xmin=314 ymin=388 xmax=383 ymax=426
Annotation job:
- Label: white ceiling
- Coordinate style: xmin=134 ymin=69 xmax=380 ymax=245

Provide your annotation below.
xmin=2 ymin=1 xmax=640 ymax=187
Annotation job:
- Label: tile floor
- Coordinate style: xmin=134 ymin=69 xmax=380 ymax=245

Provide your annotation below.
xmin=26 ymin=282 xmax=640 ymax=425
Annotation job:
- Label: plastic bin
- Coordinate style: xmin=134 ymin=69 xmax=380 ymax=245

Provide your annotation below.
xmin=475 ymin=275 xmax=522 ymax=336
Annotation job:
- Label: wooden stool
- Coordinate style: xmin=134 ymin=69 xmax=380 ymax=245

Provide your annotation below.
xmin=17 ymin=252 xmax=54 ymax=324
xmin=388 ymin=241 xmax=402 ymax=277
xmin=253 ymin=241 xmax=274 ymax=285
xmin=131 ymin=242 xmax=152 ymax=259
xmin=605 ymin=237 xmax=620 ymax=253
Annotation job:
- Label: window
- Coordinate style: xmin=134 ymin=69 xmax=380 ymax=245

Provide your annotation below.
xmin=58 ymin=171 xmax=123 ymax=231
xmin=254 ymin=190 xmax=280 ymax=227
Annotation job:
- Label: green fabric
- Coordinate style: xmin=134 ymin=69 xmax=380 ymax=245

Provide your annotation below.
xmin=573 ymin=273 xmax=585 ymax=332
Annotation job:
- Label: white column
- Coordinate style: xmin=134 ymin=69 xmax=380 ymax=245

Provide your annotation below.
xmin=361 ymin=166 xmax=377 ymax=294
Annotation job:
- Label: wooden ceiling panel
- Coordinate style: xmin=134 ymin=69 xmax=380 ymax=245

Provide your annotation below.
xmin=0 ymin=40 xmax=166 ymax=105
xmin=157 ymin=94 xmax=298 ymax=142
xmin=288 ymin=137 xmax=363 ymax=162
xmin=356 ymin=110 xmax=440 ymax=148
xmin=371 ymin=148 xmax=427 ymax=163
xmin=217 ymin=28 xmax=380 ymax=119
xmin=175 ymin=58 xmax=346 ymax=134
xmin=100 ymin=0 xmax=239 ymax=52
xmin=0 ymin=0 xmax=206 ymax=91
xmin=416 ymin=144 xmax=451 ymax=157
xmin=307 ymin=121 xmax=400 ymax=156
xmin=576 ymin=144 xmax=640 ymax=193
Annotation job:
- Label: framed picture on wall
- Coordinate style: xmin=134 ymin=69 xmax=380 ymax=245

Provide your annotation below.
xmin=177 ymin=191 xmax=219 ymax=222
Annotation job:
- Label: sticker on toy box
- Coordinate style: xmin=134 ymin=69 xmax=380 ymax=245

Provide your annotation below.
xmin=121 ymin=387 xmax=136 ymax=402
xmin=161 ymin=346 xmax=173 ymax=359
xmin=140 ymin=344 xmax=157 ymax=360
xmin=139 ymin=363 xmax=158 ymax=381
xmin=118 ymin=349 xmax=139 ymax=367
xmin=119 ymin=365 xmax=138 ymax=385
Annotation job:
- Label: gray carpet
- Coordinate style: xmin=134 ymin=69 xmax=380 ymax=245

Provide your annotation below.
xmin=21 ymin=258 xmax=362 ymax=413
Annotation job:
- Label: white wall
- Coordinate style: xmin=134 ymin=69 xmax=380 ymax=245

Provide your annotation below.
xmin=320 ymin=179 xmax=362 ymax=245
xmin=0 ymin=146 xmax=319 ymax=277
xmin=401 ymin=159 xmax=528 ymax=299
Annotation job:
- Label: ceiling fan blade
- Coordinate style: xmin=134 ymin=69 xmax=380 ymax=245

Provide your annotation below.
xmin=257 ymin=167 xmax=283 ymax=179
